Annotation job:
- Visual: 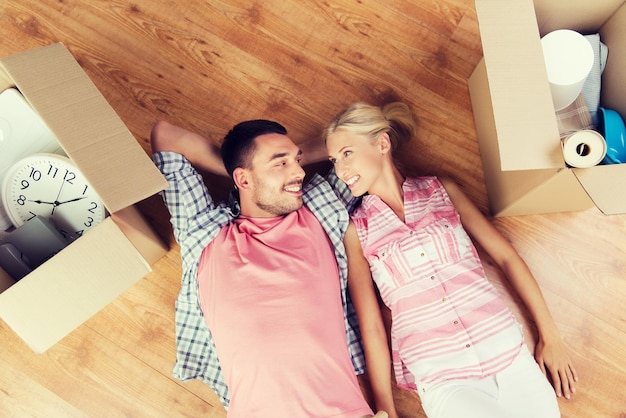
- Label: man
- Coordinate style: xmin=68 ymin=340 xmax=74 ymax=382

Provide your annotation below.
xmin=151 ymin=120 xmax=386 ymax=417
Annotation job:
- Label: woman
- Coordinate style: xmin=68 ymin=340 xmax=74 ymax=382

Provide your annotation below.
xmin=324 ymin=102 xmax=577 ymax=418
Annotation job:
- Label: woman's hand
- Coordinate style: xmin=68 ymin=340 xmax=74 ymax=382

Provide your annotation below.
xmin=535 ymin=336 xmax=579 ymax=399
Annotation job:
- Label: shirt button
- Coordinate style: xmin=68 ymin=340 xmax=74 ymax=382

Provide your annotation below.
xmin=421 ymin=253 xmax=425 ymax=257
xmin=453 ymin=320 xmax=459 ymax=324
xmin=465 ymin=344 xmax=471 ymax=348
xmin=442 ymin=297 xmax=447 ymax=302
xmin=430 ymin=276 xmax=435 ymax=280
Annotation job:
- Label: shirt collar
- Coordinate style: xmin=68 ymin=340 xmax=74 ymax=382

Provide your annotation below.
xmin=227 ymin=189 xmax=241 ymax=217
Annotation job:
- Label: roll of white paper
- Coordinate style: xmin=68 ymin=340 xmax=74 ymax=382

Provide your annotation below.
xmin=541 ymin=30 xmax=594 ymax=111
xmin=561 ymin=130 xmax=606 ymax=168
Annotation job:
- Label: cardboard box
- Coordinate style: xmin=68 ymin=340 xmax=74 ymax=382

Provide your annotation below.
xmin=468 ymin=0 xmax=626 ymax=216
xmin=0 ymin=43 xmax=168 ymax=352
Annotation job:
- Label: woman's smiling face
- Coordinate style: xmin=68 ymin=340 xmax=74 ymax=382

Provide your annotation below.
xmin=326 ymin=129 xmax=387 ymax=197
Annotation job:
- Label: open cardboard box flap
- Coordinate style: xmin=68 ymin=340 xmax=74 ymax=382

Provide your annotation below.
xmin=0 ymin=43 xmax=167 ymax=214
xmin=0 ymin=218 xmax=151 ymax=353
xmin=574 ymin=165 xmax=626 ymax=215
xmin=473 ymin=0 xmax=564 ymax=172
xmin=470 ymin=0 xmax=626 ymax=215
xmin=0 ymin=43 xmax=168 ymax=352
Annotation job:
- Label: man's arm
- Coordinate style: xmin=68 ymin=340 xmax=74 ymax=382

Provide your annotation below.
xmin=151 ymin=121 xmax=234 ymax=254
xmin=151 ymin=120 xmax=228 ymax=177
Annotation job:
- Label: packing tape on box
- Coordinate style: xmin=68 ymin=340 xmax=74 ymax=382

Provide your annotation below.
xmin=561 ymin=130 xmax=607 ymax=168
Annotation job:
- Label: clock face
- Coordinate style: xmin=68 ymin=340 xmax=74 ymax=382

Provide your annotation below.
xmin=2 ymin=154 xmax=106 ymax=240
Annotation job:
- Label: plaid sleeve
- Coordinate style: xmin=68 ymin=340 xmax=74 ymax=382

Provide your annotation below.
xmin=153 ymin=152 xmax=217 ymax=249
xmin=322 ymin=167 xmax=362 ymax=214
xmin=152 ymin=151 xmax=232 ymax=408
xmin=304 ymin=175 xmax=366 ymax=375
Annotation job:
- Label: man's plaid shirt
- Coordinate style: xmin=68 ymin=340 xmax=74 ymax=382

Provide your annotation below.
xmin=153 ymin=151 xmax=365 ymax=408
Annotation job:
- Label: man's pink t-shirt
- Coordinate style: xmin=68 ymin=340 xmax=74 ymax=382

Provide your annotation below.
xmin=197 ymin=206 xmax=372 ymax=418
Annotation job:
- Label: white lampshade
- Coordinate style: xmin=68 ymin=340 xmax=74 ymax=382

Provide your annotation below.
xmin=541 ymin=29 xmax=594 ymax=111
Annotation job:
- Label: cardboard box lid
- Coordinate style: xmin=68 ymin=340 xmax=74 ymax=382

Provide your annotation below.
xmin=0 ymin=217 xmax=151 ymax=353
xmin=474 ymin=0 xmax=565 ymax=171
xmin=0 ymin=43 xmax=167 ymax=214
xmin=574 ymin=165 xmax=626 ymax=214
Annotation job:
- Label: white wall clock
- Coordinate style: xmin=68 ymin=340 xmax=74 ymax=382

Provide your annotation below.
xmin=1 ymin=153 xmax=106 ymax=240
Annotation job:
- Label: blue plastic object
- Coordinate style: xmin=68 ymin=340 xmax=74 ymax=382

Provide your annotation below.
xmin=598 ymin=107 xmax=626 ymax=164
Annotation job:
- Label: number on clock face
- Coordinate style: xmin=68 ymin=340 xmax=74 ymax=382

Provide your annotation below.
xmin=4 ymin=154 xmax=106 ymax=240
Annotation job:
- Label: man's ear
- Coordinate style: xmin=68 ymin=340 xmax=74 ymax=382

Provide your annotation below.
xmin=379 ymin=133 xmax=392 ymax=155
xmin=233 ymin=167 xmax=250 ymax=190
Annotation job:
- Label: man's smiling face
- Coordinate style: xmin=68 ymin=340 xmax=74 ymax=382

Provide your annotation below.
xmin=242 ymin=133 xmax=305 ymax=217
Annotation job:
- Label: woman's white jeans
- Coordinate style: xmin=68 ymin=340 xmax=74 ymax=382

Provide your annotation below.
xmin=419 ymin=346 xmax=560 ymax=418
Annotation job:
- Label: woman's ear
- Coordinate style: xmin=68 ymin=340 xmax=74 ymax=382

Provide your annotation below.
xmin=233 ymin=167 xmax=250 ymax=190
xmin=379 ymin=132 xmax=392 ymax=155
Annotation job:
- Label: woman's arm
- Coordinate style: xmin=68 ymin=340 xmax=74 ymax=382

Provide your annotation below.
xmin=150 ymin=120 xmax=228 ymax=176
xmin=440 ymin=177 xmax=578 ymax=399
xmin=344 ymin=221 xmax=398 ymax=418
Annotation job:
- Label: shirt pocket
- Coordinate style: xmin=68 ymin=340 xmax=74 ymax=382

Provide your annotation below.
xmin=421 ymin=218 xmax=466 ymax=266
xmin=369 ymin=237 xmax=431 ymax=289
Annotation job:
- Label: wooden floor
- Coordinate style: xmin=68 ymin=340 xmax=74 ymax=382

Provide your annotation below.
xmin=0 ymin=1 xmax=625 ymax=417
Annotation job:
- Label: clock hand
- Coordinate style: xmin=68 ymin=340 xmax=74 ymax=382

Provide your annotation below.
xmin=28 ymin=199 xmax=56 ymax=205
xmin=52 ymin=178 xmax=67 ymax=215
xmin=28 ymin=199 xmax=60 ymax=217
xmin=56 ymin=196 xmax=87 ymax=205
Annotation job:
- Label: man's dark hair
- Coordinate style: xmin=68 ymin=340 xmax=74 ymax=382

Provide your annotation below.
xmin=221 ymin=119 xmax=288 ymax=177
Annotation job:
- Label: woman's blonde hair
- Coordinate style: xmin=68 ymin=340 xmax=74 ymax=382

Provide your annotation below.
xmin=324 ymin=102 xmax=416 ymax=153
